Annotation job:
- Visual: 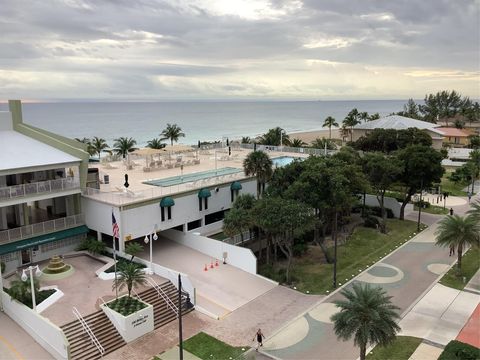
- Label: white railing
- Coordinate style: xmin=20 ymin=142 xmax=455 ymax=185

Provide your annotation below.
xmin=145 ymin=277 xmax=178 ymax=317
xmin=223 ymin=230 xmax=253 ymax=246
xmin=0 ymin=214 xmax=84 ymax=245
xmin=0 ymin=178 xmax=80 ymax=201
xmin=201 ymin=142 xmax=337 ymax=156
xmin=83 ymin=171 xmax=249 ymax=206
xmin=72 ymin=307 xmax=105 ymax=357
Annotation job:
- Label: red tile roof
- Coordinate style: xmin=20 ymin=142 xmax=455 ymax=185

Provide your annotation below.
xmin=436 ymin=127 xmax=470 ymax=137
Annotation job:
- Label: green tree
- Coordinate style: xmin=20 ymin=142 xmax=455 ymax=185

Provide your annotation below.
xmin=146 ymin=138 xmax=165 ymax=149
xmin=354 ymin=128 xmax=432 ymax=153
xmin=290 ymin=138 xmax=306 ymax=148
xmin=259 ymin=127 xmax=290 ymax=146
xmin=112 ymin=262 xmax=147 ymax=298
xmin=160 ymin=123 xmax=185 ymax=146
xmin=311 ymin=137 xmax=335 ymax=150
xmin=113 ymin=137 xmax=138 ymax=158
xmin=90 ymin=136 xmax=110 ymax=160
xmin=467 ymin=200 xmax=480 ymax=223
xmin=396 ymin=99 xmax=422 ymax=120
xmin=75 ymin=137 xmax=96 ymax=156
xmin=241 ymin=136 xmax=251 ymax=144
xmin=469 ymin=135 xmax=480 ymax=149
xmin=322 ymin=116 xmax=339 ymax=139
xmin=331 ymin=283 xmax=401 ymax=360
xmin=223 ymin=207 xmax=252 ymax=242
xmin=86 ymin=239 xmax=106 ymax=256
xmin=243 ymin=151 xmax=273 ymax=199
xmin=396 ymin=145 xmax=444 ymax=220
xmin=363 ymin=153 xmax=403 ymax=232
xmin=435 ymin=215 xmax=480 ymax=270
xmin=368 ymin=112 xmax=381 ymax=121
xmin=125 ymin=242 xmax=144 ymax=263
xmin=420 ymin=90 xmax=470 ymax=125
xmin=343 ymin=108 xmax=361 ymax=142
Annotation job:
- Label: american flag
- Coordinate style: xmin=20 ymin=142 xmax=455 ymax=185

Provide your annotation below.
xmin=112 ymin=212 xmax=119 ymax=239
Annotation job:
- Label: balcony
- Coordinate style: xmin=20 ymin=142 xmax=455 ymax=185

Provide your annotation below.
xmin=0 ymin=178 xmax=80 ymax=202
xmin=0 ymin=214 xmax=84 ymax=245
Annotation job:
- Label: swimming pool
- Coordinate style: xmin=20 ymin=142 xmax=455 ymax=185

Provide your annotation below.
xmin=143 ymin=167 xmax=243 ymax=187
xmin=271 ymin=156 xmax=301 ymax=167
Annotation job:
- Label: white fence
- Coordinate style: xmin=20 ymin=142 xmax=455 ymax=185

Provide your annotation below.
xmin=0 ymin=178 xmax=80 ymax=201
xmin=1 ymin=291 xmax=69 ymax=360
xmin=163 ymin=229 xmax=257 ymax=274
xmin=201 ymin=142 xmax=337 ymax=156
xmin=0 ymin=214 xmax=84 ymax=245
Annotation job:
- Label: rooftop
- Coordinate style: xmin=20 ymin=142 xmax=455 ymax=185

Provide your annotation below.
xmin=354 ymin=115 xmax=443 ymax=134
xmin=0 ymin=130 xmax=81 ymax=174
xmin=436 ymin=127 xmax=470 ymax=137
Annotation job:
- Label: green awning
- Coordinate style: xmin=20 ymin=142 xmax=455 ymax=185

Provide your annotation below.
xmin=0 ymin=225 xmax=89 ymax=256
xmin=160 ymin=197 xmax=175 ymax=207
xmin=198 ymin=188 xmax=211 ymax=198
xmin=230 ymin=181 xmax=242 ymax=191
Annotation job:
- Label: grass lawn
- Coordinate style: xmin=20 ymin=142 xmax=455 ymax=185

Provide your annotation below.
xmin=441 ymin=173 xmax=469 ymax=197
xmin=366 ymin=336 xmax=423 ymax=360
xmin=260 ymin=219 xmax=425 ymax=294
xmin=182 ymin=332 xmax=248 ymax=360
xmin=209 ymin=232 xmax=229 ymax=241
xmin=414 ymin=204 xmax=449 ymax=215
xmin=439 ymin=247 xmax=480 ymax=290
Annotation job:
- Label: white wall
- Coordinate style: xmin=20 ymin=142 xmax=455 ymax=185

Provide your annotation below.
xmin=163 ymin=229 xmax=257 ymax=275
xmin=1 ymin=291 xmax=69 ymax=360
xmin=364 ymin=194 xmax=401 ymax=218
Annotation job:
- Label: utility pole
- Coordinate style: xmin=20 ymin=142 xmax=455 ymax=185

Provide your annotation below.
xmin=333 ymin=210 xmax=338 ymax=288
xmin=417 ymin=179 xmax=423 ymax=232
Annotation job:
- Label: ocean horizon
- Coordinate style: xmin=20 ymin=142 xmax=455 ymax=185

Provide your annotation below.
xmin=0 ymin=100 xmax=407 ymax=147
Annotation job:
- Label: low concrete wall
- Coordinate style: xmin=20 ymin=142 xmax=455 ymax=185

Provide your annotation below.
xmin=1 ymin=291 xmax=69 ymax=360
xmin=364 ymin=194 xmax=401 ymax=218
xmin=163 ymin=229 xmax=257 ymax=275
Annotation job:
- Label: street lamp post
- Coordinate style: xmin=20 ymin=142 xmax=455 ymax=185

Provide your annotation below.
xmin=178 ymin=274 xmax=184 ymax=360
xmin=417 ymin=179 xmax=423 ymax=232
xmin=0 ymin=263 xmax=4 ymax=311
xmin=144 ymin=228 xmax=158 ymax=275
xmin=333 ymin=210 xmax=338 ymax=289
xmin=21 ymin=265 xmax=42 ymax=312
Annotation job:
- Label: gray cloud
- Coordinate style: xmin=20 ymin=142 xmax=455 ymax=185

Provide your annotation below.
xmin=0 ymin=0 xmax=478 ymax=100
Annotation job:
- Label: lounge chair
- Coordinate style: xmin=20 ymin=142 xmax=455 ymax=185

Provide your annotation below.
xmin=143 ymin=167 xmax=151 ymax=172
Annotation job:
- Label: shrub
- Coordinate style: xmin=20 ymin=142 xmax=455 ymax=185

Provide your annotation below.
xmin=438 ymin=340 xmax=480 ymax=360
xmin=354 ymin=205 xmax=395 ymax=219
xmin=293 ymin=242 xmax=308 ymax=256
xmin=364 ymin=216 xmax=380 ymax=229
xmin=76 ymin=237 xmax=106 ymax=256
xmin=414 ymin=200 xmax=431 ymax=209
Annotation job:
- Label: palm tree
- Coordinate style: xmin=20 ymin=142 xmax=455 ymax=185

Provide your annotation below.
xmin=311 ymin=137 xmax=335 ymax=150
xmin=113 ymin=137 xmax=138 ymax=158
xmin=125 ymin=242 xmax=144 ymax=263
xmin=75 ymin=137 xmax=96 ymax=156
xmin=435 ymin=215 xmax=480 ymax=270
xmin=8 ymin=276 xmax=40 ymax=308
xmin=322 ymin=116 xmax=339 ymax=139
xmin=243 ymin=151 xmax=273 ymax=199
xmin=112 ymin=262 xmax=147 ymax=298
xmin=146 ymin=138 xmax=165 ymax=149
xmin=241 ymin=136 xmax=251 ymax=144
xmin=160 ymin=123 xmax=185 ymax=146
xmin=259 ymin=127 xmax=290 ymax=146
xmin=331 ymin=283 xmax=400 ymax=360
xmin=343 ymin=108 xmax=361 ymax=142
xmin=290 ymin=138 xmax=306 ymax=148
xmin=467 ymin=200 xmax=480 ymax=223
xmin=90 ymin=136 xmax=110 ymax=160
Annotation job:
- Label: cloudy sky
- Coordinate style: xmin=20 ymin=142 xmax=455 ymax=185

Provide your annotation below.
xmin=0 ymin=0 xmax=478 ymax=100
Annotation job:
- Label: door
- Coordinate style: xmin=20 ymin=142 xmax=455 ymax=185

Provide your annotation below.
xmin=21 ymin=249 xmax=31 ymax=265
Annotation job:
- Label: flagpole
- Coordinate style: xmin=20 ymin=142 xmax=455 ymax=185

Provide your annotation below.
xmin=112 ymin=209 xmax=118 ymax=299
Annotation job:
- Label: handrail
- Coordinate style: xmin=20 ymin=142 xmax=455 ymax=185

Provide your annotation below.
xmin=72 ymin=307 xmax=105 ymax=356
xmin=145 ymin=277 xmax=178 ymax=317
xmin=0 ymin=177 xmax=80 ymax=201
xmin=132 ymin=289 xmax=142 ymax=301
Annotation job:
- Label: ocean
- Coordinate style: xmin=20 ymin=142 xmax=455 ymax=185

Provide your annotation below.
xmin=0 ymin=100 xmax=406 ymax=147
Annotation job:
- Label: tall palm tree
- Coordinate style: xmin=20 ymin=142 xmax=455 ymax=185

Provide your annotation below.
xmin=435 ymin=215 xmax=480 ymax=270
xmin=146 ymin=138 xmax=165 ymax=149
xmin=243 ymin=151 xmax=273 ymax=199
xmin=241 ymin=136 xmax=251 ymax=144
xmin=343 ymin=108 xmax=361 ymax=142
xmin=467 ymin=200 xmax=480 ymax=223
xmin=90 ymin=136 xmax=110 ymax=160
xmin=112 ymin=262 xmax=147 ymax=298
xmin=160 ymin=123 xmax=185 ymax=146
xmin=75 ymin=137 xmax=96 ymax=156
xmin=125 ymin=242 xmax=144 ymax=263
xmin=113 ymin=137 xmax=138 ymax=158
xmin=259 ymin=127 xmax=290 ymax=146
xmin=311 ymin=137 xmax=335 ymax=150
xmin=331 ymin=283 xmax=400 ymax=360
xmin=322 ymin=116 xmax=339 ymax=139
xmin=290 ymin=138 xmax=306 ymax=148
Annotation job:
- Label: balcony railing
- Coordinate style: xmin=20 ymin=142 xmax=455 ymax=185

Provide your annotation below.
xmin=0 ymin=178 xmax=80 ymax=201
xmin=0 ymin=214 xmax=84 ymax=245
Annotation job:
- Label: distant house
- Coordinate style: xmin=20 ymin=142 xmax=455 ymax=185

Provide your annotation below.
xmin=351 ymin=115 xmax=444 ymax=149
xmin=436 ymin=127 xmax=470 ymax=147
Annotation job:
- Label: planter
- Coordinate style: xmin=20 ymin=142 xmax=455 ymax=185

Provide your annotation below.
xmin=101 ymin=295 xmax=154 ymax=342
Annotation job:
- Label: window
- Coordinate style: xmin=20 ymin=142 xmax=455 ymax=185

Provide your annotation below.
xmin=205 ymin=210 xmax=225 ymax=225
xmin=187 ymin=219 xmax=202 ymax=231
xmin=161 ymin=206 xmax=172 ymax=221
xmin=161 ymin=207 xmax=165 ymax=221
xmin=199 ymin=197 xmax=208 ymax=211
xmin=167 ymin=206 xmax=172 ymax=220
xmin=199 ymin=197 xmax=202 ymax=211
xmin=231 ymin=189 xmax=240 ymax=202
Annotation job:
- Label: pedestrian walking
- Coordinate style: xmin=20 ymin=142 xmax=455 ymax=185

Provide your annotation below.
xmin=449 ymin=244 xmax=455 ymax=256
xmin=449 ymin=208 xmax=454 ymax=216
xmin=468 ymin=192 xmax=472 ymax=203
xmin=253 ymin=329 xmax=265 ymax=351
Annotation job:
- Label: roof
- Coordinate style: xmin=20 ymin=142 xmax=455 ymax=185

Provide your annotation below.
xmin=436 ymin=127 xmax=470 ymax=137
xmin=353 ymin=115 xmax=443 ymax=135
xmin=0 ymin=130 xmax=81 ymax=173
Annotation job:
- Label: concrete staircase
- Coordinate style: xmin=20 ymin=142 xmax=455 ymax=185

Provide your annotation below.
xmin=61 ymin=281 xmax=194 ymax=360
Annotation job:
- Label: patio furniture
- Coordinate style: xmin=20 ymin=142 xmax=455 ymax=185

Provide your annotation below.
xmin=143 ymin=167 xmax=151 ymax=172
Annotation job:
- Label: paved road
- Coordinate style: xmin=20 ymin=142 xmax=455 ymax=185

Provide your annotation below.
xmin=263 ymin=195 xmax=474 ymax=360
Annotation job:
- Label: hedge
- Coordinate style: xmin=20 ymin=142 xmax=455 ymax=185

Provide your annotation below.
xmin=438 ymin=340 xmax=480 ymax=360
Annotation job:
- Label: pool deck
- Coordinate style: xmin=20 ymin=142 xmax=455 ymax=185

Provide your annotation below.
xmin=86 ymin=147 xmax=308 ymax=205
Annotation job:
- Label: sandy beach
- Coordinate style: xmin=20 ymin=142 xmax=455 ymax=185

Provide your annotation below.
xmin=287 ymin=128 xmax=341 ymax=144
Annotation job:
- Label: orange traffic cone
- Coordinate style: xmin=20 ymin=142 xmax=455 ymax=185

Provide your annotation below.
xmin=204 ymin=264 xmax=208 ymax=271
xmin=215 ymin=259 xmax=219 ymax=267
xmin=210 ymin=261 xmax=214 ymax=269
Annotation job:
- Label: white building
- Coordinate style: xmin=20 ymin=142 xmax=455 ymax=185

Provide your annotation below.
xmin=0 ymin=100 xmax=89 ymax=273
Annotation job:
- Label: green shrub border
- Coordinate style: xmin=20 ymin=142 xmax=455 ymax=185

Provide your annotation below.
xmin=438 ymin=340 xmax=480 ymax=360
